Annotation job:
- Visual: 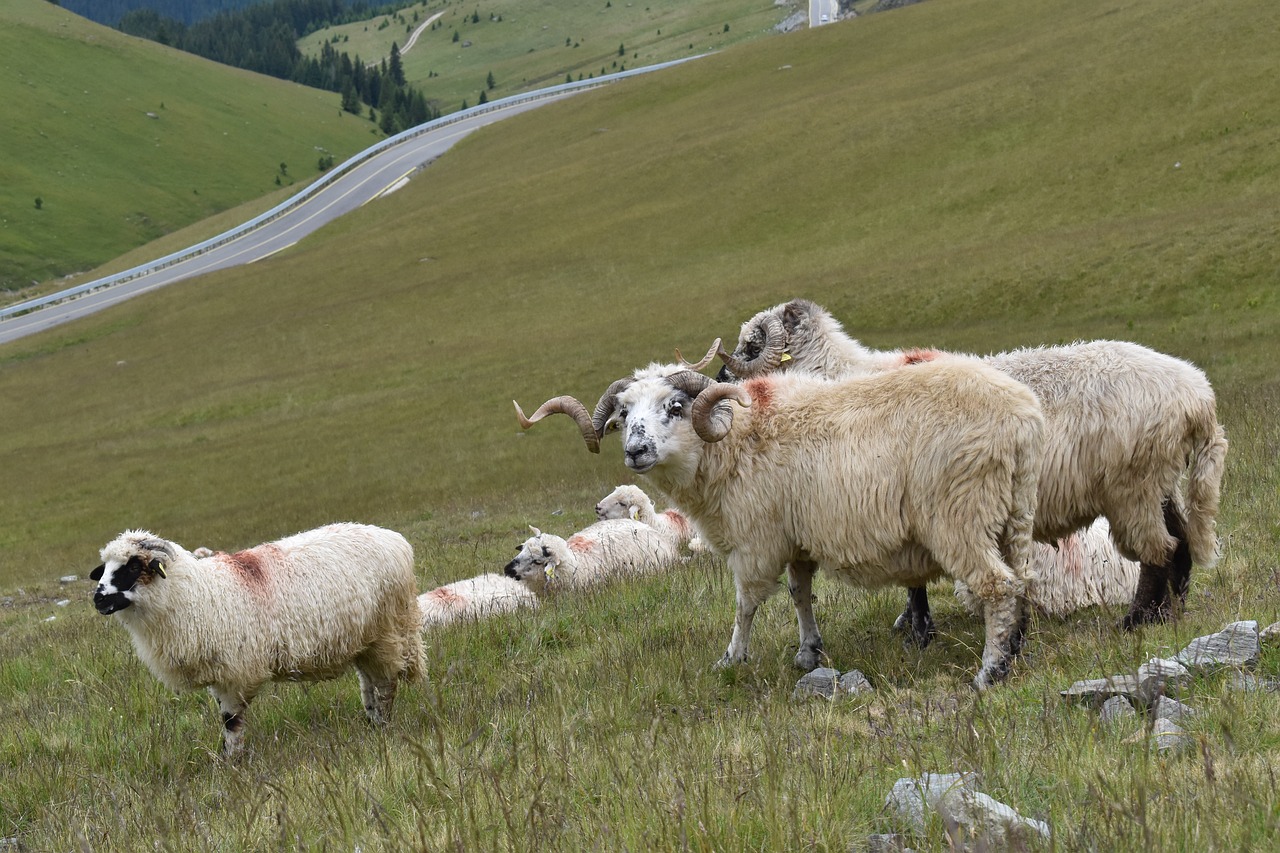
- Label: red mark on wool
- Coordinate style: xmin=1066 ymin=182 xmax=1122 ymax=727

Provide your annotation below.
xmin=1059 ymin=534 xmax=1084 ymax=577
xmin=567 ymin=534 xmax=596 ymax=554
xmin=427 ymin=587 xmax=466 ymax=605
xmin=224 ymin=544 xmax=280 ymax=586
xmin=743 ymin=378 xmax=774 ymax=410
xmin=662 ymin=510 xmax=690 ymax=535
xmin=899 ymin=348 xmax=940 ymax=366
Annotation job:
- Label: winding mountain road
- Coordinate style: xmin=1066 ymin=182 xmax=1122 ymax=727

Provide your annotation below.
xmin=1 ymin=60 xmax=701 ymax=346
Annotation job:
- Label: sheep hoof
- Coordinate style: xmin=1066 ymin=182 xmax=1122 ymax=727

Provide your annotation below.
xmin=794 ymin=646 xmax=823 ymax=671
xmin=713 ymin=653 xmax=743 ymax=670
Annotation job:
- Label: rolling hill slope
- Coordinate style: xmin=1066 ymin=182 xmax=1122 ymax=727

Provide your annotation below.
xmin=0 ymin=0 xmax=380 ymax=293
xmin=1 ymin=0 xmax=1279 ymax=846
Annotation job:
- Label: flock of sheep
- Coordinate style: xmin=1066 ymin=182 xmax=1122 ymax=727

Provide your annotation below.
xmin=90 ymin=298 xmax=1227 ymax=757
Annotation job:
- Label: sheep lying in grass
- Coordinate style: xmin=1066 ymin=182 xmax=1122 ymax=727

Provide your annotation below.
xmin=594 ymin=484 xmax=706 ymax=553
xmin=717 ymin=298 xmax=1227 ymax=637
xmin=418 ymin=573 xmax=537 ymax=628
xmin=502 ymin=519 xmax=686 ymax=596
xmin=955 ymin=518 xmax=1139 ymax=617
xmin=92 ymin=524 xmax=424 ymax=758
xmin=516 ymin=354 xmax=1043 ymax=689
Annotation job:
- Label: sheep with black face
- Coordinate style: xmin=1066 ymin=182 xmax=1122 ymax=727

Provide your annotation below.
xmin=516 ymin=353 xmax=1044 ymax=690
xmin=92 ymin=524 xmax=424 ymax=758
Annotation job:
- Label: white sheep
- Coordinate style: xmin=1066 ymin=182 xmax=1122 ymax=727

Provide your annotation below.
xmin=957 ymin=518 xmax=1139 ymax=617
xmin=516 ymin=356 xmax=1044 ymax=689
xmin=593 ymin=483 xmax=706 ymax=553
xmin=718 ymin=298 xmax=1227 ymax=637
xmin=502 ymin=518 xmax=687 ymax=596
xmin=91 ymin=524 xmax=424 ymax=758
xmin=418 ymin=573 xmax=538 ymax=627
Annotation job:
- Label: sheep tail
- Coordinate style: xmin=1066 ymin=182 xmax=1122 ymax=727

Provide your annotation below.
xmin=1001 ymin=420 xmax=1042 ymax=589
xmin=1184 ymin=419 xmax=1227 ymax=568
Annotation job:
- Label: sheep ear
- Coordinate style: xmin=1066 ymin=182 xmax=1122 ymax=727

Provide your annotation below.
xmin=628 ymin=506 xmax=640 ymax=521
xmin=90 ymin=563 xmax=104 ymax=581
xmin=148 ymin=558 xmax=167 ymax=579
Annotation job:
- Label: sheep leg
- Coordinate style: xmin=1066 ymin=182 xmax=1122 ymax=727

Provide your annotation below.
xmin=1162 ymin=499 xmax=1194 ymax=604
xmin=716 ymin=562 xmax=773 ymax=668
xmin=209 ymin=687 xmax=252 ymax=759
xmin=973 ymin=589 xmax=1021 ymax=690
xmin=356 ymin=667 xmax=399 ymax=726
xmin=891 ymin=587 xmax=936 ymax=649
xmin=787 ymin=560 xmax=825 ymax=670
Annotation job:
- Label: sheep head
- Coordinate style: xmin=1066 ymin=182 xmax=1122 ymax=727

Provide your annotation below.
xmin=716 ymin=310 xmax=791 ymax=381
xmin=612 ymin=371 xmax=752 ymax=475
xmin=503 ymin=526 xmax=566 ymax=594
xmin=92 ymin=530 xmax=175 ymax=615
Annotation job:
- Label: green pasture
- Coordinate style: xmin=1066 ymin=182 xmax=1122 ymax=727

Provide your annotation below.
xmin=0 ymin=0 xmax=379 ymax=294
xmin=2 ymin=0 xmax=1279 ymax=847
xmin=298 ymin=0 xmax=790 ymax=110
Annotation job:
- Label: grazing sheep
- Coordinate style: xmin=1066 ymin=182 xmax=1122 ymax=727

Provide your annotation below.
xmin=515 ymin=355 xmax=1043 ymax=689
xmin=718 ymin=298 xmax=1227 ymax=637
xmin=418 ymin=573 xmax=538 ymax=627
xmin=956 ymin=518 xmax=1139 ymax=617
xmin=91 ymin=524 xmax=424 ymax=758
xmin=594 ymin=484 xmax=705 ymax=553
xmin=503 ymin=518 xmax=686 ymax=596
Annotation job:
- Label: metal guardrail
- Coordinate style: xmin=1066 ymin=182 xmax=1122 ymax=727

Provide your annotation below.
xmin=0 ymin=56 xmax=706 ymax=322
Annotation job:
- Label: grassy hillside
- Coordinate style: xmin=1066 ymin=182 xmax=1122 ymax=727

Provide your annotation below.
xmin=2 ymin=0 xmax=1279 ymax=848
xmin=299 ymin=0 xmax=792 ymax=110
xmin=0 ymin=0 xmax=381 ymax=294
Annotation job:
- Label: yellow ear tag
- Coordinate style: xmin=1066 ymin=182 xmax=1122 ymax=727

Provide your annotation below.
xmin=629 ymin=507 xmax=640 ymax=521
xmin=780 ymin=352 xmax=792 ymax=362
xmin=155 ymin=562 xmax=167 ymax=578
xmin=544 ymin=564 xmax=555 ymax=581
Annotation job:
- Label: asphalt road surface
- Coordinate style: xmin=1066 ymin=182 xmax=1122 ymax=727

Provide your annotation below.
xmin=0 ymin=91 xmax=580 ymax=347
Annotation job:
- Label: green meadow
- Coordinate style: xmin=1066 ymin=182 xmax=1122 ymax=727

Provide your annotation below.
xmin=299 ymin=0 xmax=792 ymax=111
xmin=0 ymin=0 xmax=379 ymax=295
xmin=2 ymin=0 xmax=1279 ymax=848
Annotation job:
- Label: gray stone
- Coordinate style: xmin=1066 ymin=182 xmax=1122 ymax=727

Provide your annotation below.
xmin=793 ymin=667 xmax=841 ymax=700
xmin=59 ymin=574 xmax=78 ymax=584
xmin=1099 ymin=696 xmax=1136 ymax=724
xmin=886 ymin=772 xmax=1049 ymax=844
xmin=1151 ymin=718 xmax=1192 ymax=753
xmin=55 ymin=599 xmax=70 ymax=607
xmin=839 ymin=669 xmax=874 ymax=695
xmin=1176 ymin=621 xmax=1260 ymax=669
xmin=1136 ymin=657 xmax=1190 ymax=703
xmin=0 ymin=836 xmax=20 ymax=852
xmin=1061 ymin=674 xmax=1141 ymax=704
xmin=1150 ymin=695 xmax=1196 ymax=722
xmin=1226 ymin=673 xmax=1280 ymax=693
xmin=1260 ymin=621 xmax=1280 ymax=646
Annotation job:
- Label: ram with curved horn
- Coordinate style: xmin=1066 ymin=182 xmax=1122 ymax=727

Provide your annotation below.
xmin=717 ymin=298 xmax=1228 ymax=638
xmin=518 ymin=350 xmax=1045 ymax=690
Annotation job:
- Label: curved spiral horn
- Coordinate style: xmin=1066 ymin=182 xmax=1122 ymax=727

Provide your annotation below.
xmin=513 ymin=396 xmax=600 ymax=453
xmin=690 ymin=382 xmax=753 ymax=443
xmin=717 ymin=313 xmax=788 ymax=378
xmin=591 ymin=378 xmax=635 ymax=437
xmin=673 ymin=338 xmax=722 ymax=372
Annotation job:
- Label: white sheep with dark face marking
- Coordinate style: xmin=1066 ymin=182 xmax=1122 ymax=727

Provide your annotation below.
xmin=517 ymin=356 xmax=1044 ymax=690
xmin=91 ymin=524 xmax=423 ymax=758
xmin=719 ymin=298 xmax=1227 ymax=638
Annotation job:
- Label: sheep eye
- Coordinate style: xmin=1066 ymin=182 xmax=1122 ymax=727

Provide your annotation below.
xmin=541 ymin=546 xmax=550 ymax=558
xmin=743 ymin=343 xmax=761 ymax=359
xmin=667 ymin=401 xmax=683 ymax=418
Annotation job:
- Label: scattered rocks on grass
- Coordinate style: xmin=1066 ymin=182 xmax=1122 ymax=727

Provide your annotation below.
xmin=792 ymin=667 xmax=874 ymax=701
xmin=1127 ymin=718 xmax=1192 ymax=753
xmin=1176 ymin=620 xmax=1260 ymax=668
xmin=1061 ymin=656 xmax=1188 ymax=706
xmin=59 ymin=575 xmax=78 ymax=584
xmin=886 ymin=771 xmax=1050 ymax=845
